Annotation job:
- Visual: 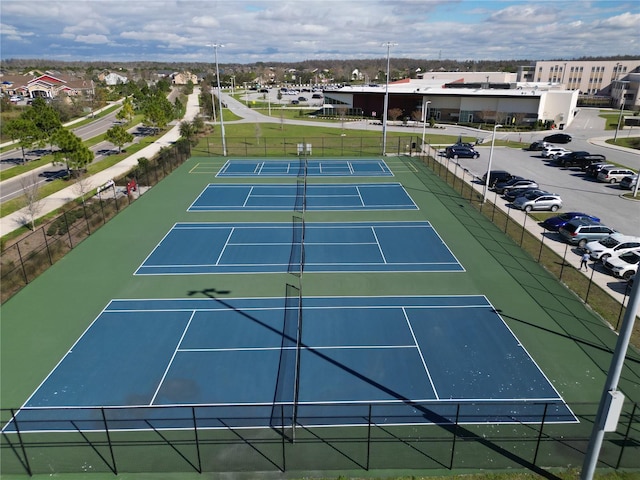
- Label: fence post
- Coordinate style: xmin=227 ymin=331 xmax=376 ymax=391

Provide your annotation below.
xmin=8 ymin=408 xmax=32 ymax=476
xmin=281 ymin=404 xmax=286 ymax=471
xmin=520 ymin=214 xmax=528 ymax=246
xmin=42 ymin=227 xmax=53 ymax=266
xmin=82 ymin=203 xmax=91 ymax=236
xmin=100 ymin=407 xmax=118 ymax=475
xmin=538 ymin=230 xmax=547 ymax=263
xmin=504 ymin=206 xmax=512 ymax=233
xmin=64 ymin=212 xmax=73 ymax=248
xmin=450 ymin=403 xmax=460 ymax=469
xmin=616 ymin=402 xmax=638 ymax=468
xmin=191 ymin=407 xmax=202 ymax=473
xmin=585 ymin=266 xmax=596 ymax=303
xmin=532 ymin=402 xmax=549 ymax=466
xmin=366 ymin=404 xmax=372 ymax=470
xmin=557 ymin=242 xmax=569 ymax=279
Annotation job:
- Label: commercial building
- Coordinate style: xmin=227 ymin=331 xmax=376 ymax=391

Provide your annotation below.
xmin=322 ymin=74 xmax=579 ymax=129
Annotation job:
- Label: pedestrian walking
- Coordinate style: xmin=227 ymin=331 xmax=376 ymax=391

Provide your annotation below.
xmin=580 ymin=252 xmax=590 ymax=271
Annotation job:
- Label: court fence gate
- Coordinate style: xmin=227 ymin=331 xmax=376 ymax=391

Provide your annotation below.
xmin=2 ymin=400 xmax=639 ymax=475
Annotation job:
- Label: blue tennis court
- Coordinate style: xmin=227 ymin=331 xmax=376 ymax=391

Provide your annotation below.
xmin=5 ymin=295 xmax=576 ymax=433
xmin=134 ymin=221 xmax=463 ymax=275
xmin=217 ymin=159 xmax=393 ymax=177
xmin=188 ymin=183 xmax=418 ymax=211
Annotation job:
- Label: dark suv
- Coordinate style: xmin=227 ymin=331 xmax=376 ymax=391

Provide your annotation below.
xmin=445 ymin=145 xmax=480 ymax=159
xmin=481 ymin=170 xmax=513 ymax=187
xmin=553 ymin=151 xmax=606 ymax=168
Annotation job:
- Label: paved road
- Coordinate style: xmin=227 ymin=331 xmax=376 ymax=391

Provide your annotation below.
xmin=0 ymin=89 xmax=201 ymax=236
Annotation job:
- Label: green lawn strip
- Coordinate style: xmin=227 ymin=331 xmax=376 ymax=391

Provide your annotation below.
xmin=0 ymin=133 xmax=159 ymax=219
xmin=598 ymin=109 xmax=638 ymax=130
xmin=605 ymin=136 xmax=640 ymax=150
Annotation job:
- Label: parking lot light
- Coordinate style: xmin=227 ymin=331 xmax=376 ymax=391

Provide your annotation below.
xmin=483 ymin=124 xmax=503 ymax=203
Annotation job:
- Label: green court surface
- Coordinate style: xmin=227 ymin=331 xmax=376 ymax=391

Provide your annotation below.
xmin=2 ymin=155 xmax=640 ymax=476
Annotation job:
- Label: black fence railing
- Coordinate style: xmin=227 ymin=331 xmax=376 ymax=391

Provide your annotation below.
xmin=2 ymin=400 xmax=639 ymax=475
xmin=193 ymin=135 xmax=421 ymax=158
xmin=1 ymin=141 xmax=191 ymax=304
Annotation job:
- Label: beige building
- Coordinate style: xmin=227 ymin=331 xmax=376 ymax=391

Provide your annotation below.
xmin=171 ymin=71 xmax=198 ymax=85
xmin=517 ymin=59 xmax=640 ymax=99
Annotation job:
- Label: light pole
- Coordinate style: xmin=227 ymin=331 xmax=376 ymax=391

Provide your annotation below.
xmin=483 ymin=124 xmax=503 ymax=203
xmin=381 ymin=41 xmax=397 ymax=156
xmin=421 ymin=100 xmax=431 ymax=154
xmin=208 ymin=43 xmax=227 ymax=156
xmin=613 ymin=95 xmax=625 ymax=144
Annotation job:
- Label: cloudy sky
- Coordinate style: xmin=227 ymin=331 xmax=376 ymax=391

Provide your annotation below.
xmin=1 ymin=0 xmax=639 ymax=63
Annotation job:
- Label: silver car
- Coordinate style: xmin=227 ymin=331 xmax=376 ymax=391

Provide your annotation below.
xmin=620 ymin=174 xmax=638 ymax=190
xmin=512 ymin=191 xmax=562 ymax=212
xmin=597 ymin=167 xmax=636 ymax=184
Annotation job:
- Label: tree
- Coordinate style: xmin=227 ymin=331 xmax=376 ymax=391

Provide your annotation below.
xmin=23 ymin=98 xmax=62 ymax=139
xmin=191 ymin=115 xmax=205 ymax=133
xmin=4 ymin=118 xmax=41 ymax=164
xmin=141 ymin=93 xmax=173 ymax=133
xmin=20 ymin=174 xmax=43 ymax=231
xmin=105 ymin=125 xmax=134 ymax=153
xmin=116 ymin=97 xmax=135 ymax=124
xmin=179 ymin=120 xmax=196 ymax=145
xmin=50 ymin=129 xmax=93 ymax=176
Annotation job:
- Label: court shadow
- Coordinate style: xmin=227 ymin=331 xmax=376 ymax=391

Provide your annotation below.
xmin=184 ymin=287 xmax=565 ymax=477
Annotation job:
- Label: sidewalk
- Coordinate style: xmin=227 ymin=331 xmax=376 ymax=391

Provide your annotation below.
xmin=0 ymin=89 xmax=201 ymax=237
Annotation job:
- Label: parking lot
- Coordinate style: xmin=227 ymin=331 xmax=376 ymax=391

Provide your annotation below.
xmin=453 ymin=145 xmax=640 ymax=239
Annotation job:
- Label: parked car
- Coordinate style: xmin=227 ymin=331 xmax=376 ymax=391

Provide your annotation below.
xmin=445 ymin=145 xmax=480 ymax=159
xmin=504 ymin=187 xmax=543 ymax=202
xmin=492 ymin=175 xmax=524 ymax=192
xmin=554 ymin=152 xmax=606 ymax=169
xmin=585 ymin=234 xmax=640 ymax=263
xmin=597 ymin=167 xmax=636 ymax=184
xmin=482 ymin=170 xmax=512 ymax=187
xmin=311 ymin=93 xmax=323 ymax=99
xmin=584 ymin=163 xmax=614 ymax=178
xmin=512 ymin=191 xmax=562 ymax=212
xmin=603 ymin=249 xmax=640 ymax=280
xmin=620 ymin=174 xmax=638 ymax=190
xmin=496 ymin=179 xmax=539 ymax=195
xmin=559 ymin=219 xmax=617 ymax=248
xmin=528 ymin=140 xmax=551 ymax=151
xmin=544 ymin=133 xmax=572 ymax=144
xmin=542 ymin=146 xmax=570 ymax=158
xmin=541 ymin=212 xmax=601 ymax=232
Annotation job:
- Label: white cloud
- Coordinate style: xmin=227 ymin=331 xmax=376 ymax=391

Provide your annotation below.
xmin=75 ymin=34 xmax=110 ymax=45
xmin=598 ymin=11 xmax=640 ymax=28
xmin=1 ymin=0 xmax=638 ymax=62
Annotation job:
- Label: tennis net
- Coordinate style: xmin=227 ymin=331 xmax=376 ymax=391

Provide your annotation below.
xmin=287 ymin=215 xmax=305 ymax=277
xmin=270 ymin=282 xmax=303 ymax=440
xmin=293 ymin=158 xmax=308 ymax=213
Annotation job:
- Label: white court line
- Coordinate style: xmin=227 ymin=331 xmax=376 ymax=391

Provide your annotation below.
xmin=370 ymin=227 xmax=387 ymax=264
xmin=403 ymin=307 xmax=439 ymax=401
xmin=150 ymin=310 xmax=196 ymax=405
xmin=216 ymin=227 xmax=235 ymax=265
xmin=242 ymin=186 xmax=254 ymax=207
